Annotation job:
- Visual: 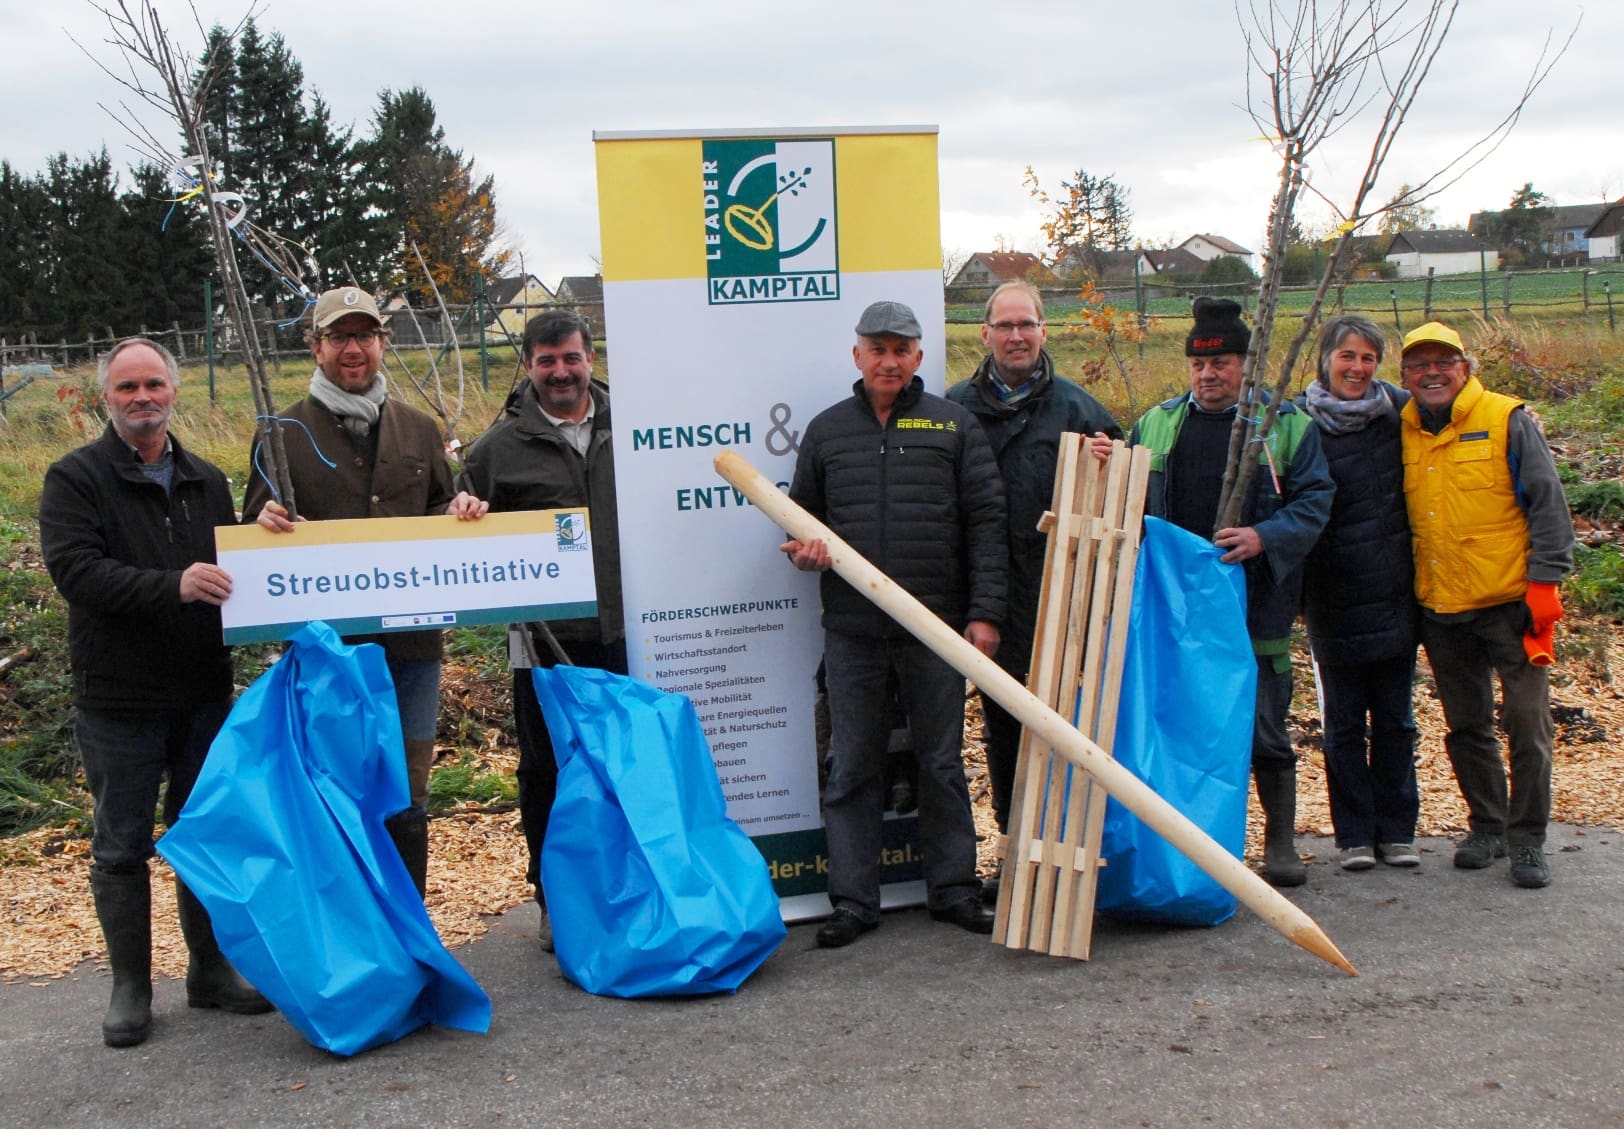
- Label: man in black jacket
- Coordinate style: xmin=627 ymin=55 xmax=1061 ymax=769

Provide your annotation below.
xmin=456 ymin=310 xmax=624 ymax=953
xmin=783 ymin=301 xmax=1007 ymax=948
xmin=40 ymin=338 xmax=270 ymax=1047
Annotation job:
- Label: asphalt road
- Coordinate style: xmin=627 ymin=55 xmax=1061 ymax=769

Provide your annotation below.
xmin=5 ymin=826 xmax=1622 ymax=1129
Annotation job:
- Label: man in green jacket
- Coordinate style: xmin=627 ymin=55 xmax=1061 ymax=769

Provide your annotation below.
xmin=1129 ymin=297 xmax=1334 ymax=886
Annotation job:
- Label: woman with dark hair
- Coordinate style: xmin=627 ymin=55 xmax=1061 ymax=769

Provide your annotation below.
xmin=1298 ymin=315 xmax=1421 ymax=870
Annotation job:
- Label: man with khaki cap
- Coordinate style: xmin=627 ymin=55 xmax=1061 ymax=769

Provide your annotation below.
xmin=243 ymin=287 xmax=487 ymax=897
xmin=1398 ymin=320 xmax=1573 ymax=887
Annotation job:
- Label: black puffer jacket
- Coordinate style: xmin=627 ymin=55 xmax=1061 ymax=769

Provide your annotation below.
xmin=947 ymin=352 xmax=1122 ymax=667
xmin=1299 ymin=381 xmax=1417 ymax=667
xmin=40 ymin=426 xmax=236 ymax=709
xmin=789 ymin=377 xmax=1007 ymax=638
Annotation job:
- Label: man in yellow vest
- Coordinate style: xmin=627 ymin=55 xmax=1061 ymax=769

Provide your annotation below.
xmin=1398 ymin=321 xmax=1574 ymax=888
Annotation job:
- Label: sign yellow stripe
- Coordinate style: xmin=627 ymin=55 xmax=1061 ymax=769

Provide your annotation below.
xmin=835 ymin=133 xmax=941 ymax=273
xmin=215 ymin=510 xmax=575 ymax=551
xmin=597 ymin=138 xmax=705 ymax=282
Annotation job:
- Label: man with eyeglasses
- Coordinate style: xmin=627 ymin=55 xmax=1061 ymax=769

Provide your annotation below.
xmin=1398 ymin=320 xmax=1574 ymax=888
xmin=244 ymin=286 xmax=488 ymax=898
xmin=1129 ymin=296 xmax=1334 ymax=887
xmin=946 ymin=281 xmax=1121 ymax=884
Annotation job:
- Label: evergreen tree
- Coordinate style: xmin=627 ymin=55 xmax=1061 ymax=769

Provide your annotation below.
xmin=116 ymin=163 xmax=215 ymax=333
xmin=0 ymin=161 xmax=50 ymax=334
xmin=41 ymin=150 xmax=129 ymax=339
xmin=361 ymin=87 xmax=511 ymax=305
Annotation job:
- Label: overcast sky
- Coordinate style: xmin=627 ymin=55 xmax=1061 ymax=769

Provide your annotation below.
xmin=5 ymin=1 xmax=1617 ymax=285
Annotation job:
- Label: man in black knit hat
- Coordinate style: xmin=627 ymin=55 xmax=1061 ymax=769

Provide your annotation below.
xmin=1128 ymin=297 xmax=1334 ymax=885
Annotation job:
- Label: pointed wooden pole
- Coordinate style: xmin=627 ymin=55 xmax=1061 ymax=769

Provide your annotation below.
xmin=715 ymin=450 xmax=1356 ymax=977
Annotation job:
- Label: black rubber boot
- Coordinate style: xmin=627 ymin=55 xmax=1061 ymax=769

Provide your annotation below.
xmin=89 ymin=868 xmax=152 ymax=1048
xmin=1255 ymin=764 xmax=1307 ymax=887
xmin=174 ymin=881 xmax=273 ymax=1014
xmin=385 ymin=805 xmax=431 ymax=900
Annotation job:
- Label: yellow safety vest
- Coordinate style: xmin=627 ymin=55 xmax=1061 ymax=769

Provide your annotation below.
xmin=1401 ymin=377 xmax=1529 ymax=613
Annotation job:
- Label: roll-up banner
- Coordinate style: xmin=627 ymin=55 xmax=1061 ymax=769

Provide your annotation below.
xmin=595 ymin=126 xmax=944 ymax=919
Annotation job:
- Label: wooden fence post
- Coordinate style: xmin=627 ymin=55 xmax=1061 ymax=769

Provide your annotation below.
xmin=1583 ymin=269 xmax=1592 ymax=312
xmin=1501 ymin=271 xmax=1513 ymax=317
xmin=1423 ymin=267 xmax=1435 ymax=321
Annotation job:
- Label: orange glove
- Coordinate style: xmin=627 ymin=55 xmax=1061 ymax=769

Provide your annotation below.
xmin=1524 ymin=581 xmax=1564 ymax=636
xmin=1523 ymin=626 xmax=1555 ymax=667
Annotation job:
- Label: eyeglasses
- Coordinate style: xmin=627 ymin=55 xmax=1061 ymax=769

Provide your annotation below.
xmin=322 ymin=330 xmax=382 ymax=347
xmin=1400 ymin=357 xmax=1461 ymax=376
xmin=987 ymin=319 xmax=1043 ymax=334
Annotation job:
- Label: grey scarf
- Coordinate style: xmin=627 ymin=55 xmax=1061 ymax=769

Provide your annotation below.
xmin=1303 ymin=378 xmax=1397 ymax=436
xmin=309 ymin=368 xmax=388 ymax=441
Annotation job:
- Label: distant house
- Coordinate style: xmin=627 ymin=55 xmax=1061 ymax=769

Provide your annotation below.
xmin=1583 ymin=200 xmax=1624 ymax=261
xmin=555 ymin=275 xmax=604 ymax=305
xmin=1470 ymin=202 xmax=1608 ymax=259
xmin=1178 ymin=234 xmax=1257 ymax=273
xmin=554 ymin=274 xmax=606 ymax=335
xmin=1384 ymin=229 xmax=1497 ymax=278
xmin=1142 ymin=247 xmax=1208 ymax=277
xmin=1054 ymin=246 xmax=1148 ymax=282
xmin=484 ymin=274 xmax=555 ymax=339
xmin=947 ymin=251 xmax=1051 ymax=289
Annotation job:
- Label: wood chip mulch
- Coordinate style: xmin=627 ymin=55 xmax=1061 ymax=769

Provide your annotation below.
xmin=4 ymin=624 xmax=1621 ymax=984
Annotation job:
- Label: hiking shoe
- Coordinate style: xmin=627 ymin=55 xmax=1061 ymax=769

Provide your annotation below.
xmin=1338 ymin=845 xmax=1376 ymax=871
xmin=816 ymin=907 xmax=878 ymax=949
xmin=1377 ymin=842 xmax=1421 ymax=867
xmin=537 ymin=905 xmax=554 ymax=953
xmin=1453 ymin=832 xmax=1508 ymax=869
xmin=1510 ymin=845 xmax=1551 ymax=889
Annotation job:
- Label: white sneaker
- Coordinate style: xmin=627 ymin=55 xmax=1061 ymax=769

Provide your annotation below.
xmin=1339 ymin=845 xmax=1376 ymax=871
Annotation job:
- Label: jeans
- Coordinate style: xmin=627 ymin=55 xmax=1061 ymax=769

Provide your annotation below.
xmin=1312 ymin=650 xmax=1420 ymax=847
xmin=821 ymin=630 xmax=979 ymax=921
xmin=513 ymin=636 xmax=629 ymax=894
xmin=1420 ymin=601 xmax=1553 ymax=848
xmin=76 ymin=698 xmax=233 ymax=874
xmin=386 ymin=656 xmax=442 ymax=743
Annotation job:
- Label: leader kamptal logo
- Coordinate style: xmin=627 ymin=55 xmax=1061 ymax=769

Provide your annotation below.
xmin=703 ymin=138 xmax=839 ymax=306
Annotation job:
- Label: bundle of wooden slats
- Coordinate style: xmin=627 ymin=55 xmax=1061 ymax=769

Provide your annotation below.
xmin=992 ymin=436 xmax=1151 ymax=959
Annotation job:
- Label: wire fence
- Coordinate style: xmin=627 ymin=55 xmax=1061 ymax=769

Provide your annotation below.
xmin=948 ymin=264 xmax=1624 ymax=333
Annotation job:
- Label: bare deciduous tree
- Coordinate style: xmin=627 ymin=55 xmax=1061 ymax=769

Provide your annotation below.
xmin=1214 ymin=0 xmax=1575 ymax=534
xmin=76 ymin=0 xmax=303 ymax=515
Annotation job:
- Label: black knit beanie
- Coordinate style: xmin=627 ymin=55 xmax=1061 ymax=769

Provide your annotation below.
xmin=1186 ymin=297 xmax=1251 ymax=356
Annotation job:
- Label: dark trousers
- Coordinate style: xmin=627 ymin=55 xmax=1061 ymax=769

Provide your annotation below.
xmin=76 ymin=698 xmax=233 ymax=874
xmin=821 ymin=631 xmax=979 ymax=921
xmin=978 ymin=685 xmax=1023 ymax=835
xmin=1313 ymin=650 xmax=1420 ymax=848
xmin=1420 ymin=602 xmax=1553 ymax=847
xmin=514 ymin=635 xmax=629 ymax=894
xmin=1251 ymin=654 xmax=1297 ymax=771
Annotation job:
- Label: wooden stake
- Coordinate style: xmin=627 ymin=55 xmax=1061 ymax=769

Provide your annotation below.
xmin=715 ymin=450 xmax=1357 ymax=977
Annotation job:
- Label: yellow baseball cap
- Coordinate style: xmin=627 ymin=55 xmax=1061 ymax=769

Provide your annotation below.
xmin=1401 ymin=321 xmax=1464 ymax=355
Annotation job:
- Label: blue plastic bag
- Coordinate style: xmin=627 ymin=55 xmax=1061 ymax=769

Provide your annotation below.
xmin=158 ymin=622 xmax=491 ymax=1056
xmin=1096 ymin=517 xmax=1256 ymax=926
xmin=534 ymin=665 xmax=787 ymax=997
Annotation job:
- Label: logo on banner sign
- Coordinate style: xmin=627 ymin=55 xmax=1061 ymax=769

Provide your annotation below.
xmin=555 ymin=511 xmax=589 ymax=551
xmin=703 ymin=138 xmax=839 ymax=306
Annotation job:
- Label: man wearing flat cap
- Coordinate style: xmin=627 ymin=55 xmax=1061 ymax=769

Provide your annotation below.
xmin=783 ymin=299 xmax=1007 ymax=948
xmin=1129 ymin=296 xmax=1334 ymax=887
xmin=1398 ymin=320 xmax=1573 ymax=888
xmin=243 ymin=286 xmax=487 ymax=897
